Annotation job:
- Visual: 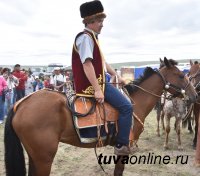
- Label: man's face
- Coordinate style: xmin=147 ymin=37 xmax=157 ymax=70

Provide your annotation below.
xmin=54 ymin=70 xmax=60 ymax=75
xmin=87 ymin=18 xmax=104 ymax=34
xmin=15 ymin=66 xmax=20 ymax=71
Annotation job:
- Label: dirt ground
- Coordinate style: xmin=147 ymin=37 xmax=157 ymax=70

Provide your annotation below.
xmin=1 ymin=110 xmax=200 ymax=176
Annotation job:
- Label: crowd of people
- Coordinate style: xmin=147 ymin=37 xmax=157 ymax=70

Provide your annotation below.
xmin=0 ymin=64 xmax=73 ymax=124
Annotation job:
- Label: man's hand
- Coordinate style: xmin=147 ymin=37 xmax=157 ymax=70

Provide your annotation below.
xmin=94 ymin=89 xmax=104 ymax=104
xmin=110 ymin=75 xmax=126 ymax=85
xmin=117 ymin=76 xmax=126 ymax=85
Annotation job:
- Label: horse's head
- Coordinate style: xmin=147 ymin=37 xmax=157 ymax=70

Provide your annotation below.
xmin=188 ymin=60 xmax=200 ymax=92
xmin=159 ymin=57 xmax=197 ymax=103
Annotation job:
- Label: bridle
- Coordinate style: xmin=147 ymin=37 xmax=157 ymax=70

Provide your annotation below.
xmin=188 ymin=67 xmax=200 ymax=91
xmin=125 ymin=69 xmax=190 ymax=98
xmin=156 ymin=69 xmax=190 ymax=97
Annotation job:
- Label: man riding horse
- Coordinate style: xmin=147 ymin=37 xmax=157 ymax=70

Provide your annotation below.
xmin=72 ymin=0 xmax=137 ymax=155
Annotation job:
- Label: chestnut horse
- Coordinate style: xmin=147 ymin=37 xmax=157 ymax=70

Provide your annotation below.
xmin=187 ymin=60 xmax=200 ymax=165
xmin=4 ymin=58 xmax=197 ymax=176
xmin=188 ymin=61 xmax=200 ymax=149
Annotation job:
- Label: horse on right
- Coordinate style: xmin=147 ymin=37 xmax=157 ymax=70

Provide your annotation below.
xmin=188 ymin=60 xmax=200 ymax=166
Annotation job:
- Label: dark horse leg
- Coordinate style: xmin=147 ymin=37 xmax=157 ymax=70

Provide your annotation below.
xmin=114 ymin=155 xmax=125 ymax=176
xmin=188 ymin=118 xmax=193 ymax=134
xmin=193 ymin=104 xmax=199 ymax=149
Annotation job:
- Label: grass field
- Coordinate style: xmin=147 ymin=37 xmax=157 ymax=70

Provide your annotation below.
xmin=0 ymin=110 xmax=200 ymax=176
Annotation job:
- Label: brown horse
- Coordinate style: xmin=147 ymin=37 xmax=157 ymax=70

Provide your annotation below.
xmin=187 ymin=60 xmax=200 ymax=165
xmin=4 ymin=58 xmax=197 ymax=176
xmin=188 ymin=61 xmax=200 ymax=149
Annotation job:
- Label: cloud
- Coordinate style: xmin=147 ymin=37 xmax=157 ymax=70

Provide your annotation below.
xmin=0 ymin=0 xmax=200 ymax=66
xmin=0 ymin=0 xmax=38 ymax=26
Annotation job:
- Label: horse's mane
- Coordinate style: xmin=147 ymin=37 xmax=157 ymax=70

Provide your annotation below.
xmin=124 ymin=67 xmax=156 ymax=94
xmin=124 ymin=59 xmax=178 ymax=95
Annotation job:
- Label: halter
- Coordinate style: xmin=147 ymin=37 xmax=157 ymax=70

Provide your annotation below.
xmin=188 ymin=67 xmax=200 ymax=91
xmin=156 ymin=70 xmax=190 ymax=97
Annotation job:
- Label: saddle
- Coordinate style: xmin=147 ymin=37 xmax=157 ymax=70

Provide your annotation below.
xmin=74 ymin=97 xmax=119 ymax=128
xmin=71 ymin=94 xmax=136 ymax=146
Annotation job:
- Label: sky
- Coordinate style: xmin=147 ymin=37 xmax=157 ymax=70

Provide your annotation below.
xmin=0 ymin=0 xmax=200 ymax=66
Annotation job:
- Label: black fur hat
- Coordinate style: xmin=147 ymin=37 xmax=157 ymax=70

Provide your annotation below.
xmin=80 ymin=0 xmax=106 ymax=24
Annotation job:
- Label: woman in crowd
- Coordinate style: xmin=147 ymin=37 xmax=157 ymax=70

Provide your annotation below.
xmin=2 ymin=68 xmax=19 ymax=117
xmin=0 ymin=72 xmax=7 ymax=124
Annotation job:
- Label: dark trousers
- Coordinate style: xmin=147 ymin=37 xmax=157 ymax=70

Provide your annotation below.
xmin=16 ymin=89 xmax=25 ymax=101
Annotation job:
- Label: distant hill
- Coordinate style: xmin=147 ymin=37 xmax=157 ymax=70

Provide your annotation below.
xmin=1 ymin=58 xmax=200 ymax=71
xmin=108 ymin=59 xmax=200 ymax=69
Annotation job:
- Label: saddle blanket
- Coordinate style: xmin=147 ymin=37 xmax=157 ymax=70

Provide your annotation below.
xmin=73 ymin=97 xmax=118 ymax=143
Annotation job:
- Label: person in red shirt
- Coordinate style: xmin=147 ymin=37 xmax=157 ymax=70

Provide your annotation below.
xmin=12 ymin=64 xmax=27 ymax=101
xmin=43 ymin=75 xmax=52 ymax=89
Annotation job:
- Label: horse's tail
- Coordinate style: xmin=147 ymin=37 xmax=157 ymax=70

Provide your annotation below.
xmin=4 ymin=107 xmax=26 ymax=176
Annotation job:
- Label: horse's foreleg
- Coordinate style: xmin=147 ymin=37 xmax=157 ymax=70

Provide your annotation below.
xmin=156 ymin=110 xmax=161 ymax=137
xmin=164 ymin=115 xmax=170 ymax=150
xmin=193 ymin=104 xmax=200 ymax=149
xmin=161 ymin=110 xmax=165 ymax=134
xmin=188 ymin=118 xmax=193 ymax=134
xmin=176 ymin=118 xmax=183 ymax=150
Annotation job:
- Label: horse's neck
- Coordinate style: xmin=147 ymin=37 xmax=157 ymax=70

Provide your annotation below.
xmin=131 ymin=74 xmax=164 ymax=140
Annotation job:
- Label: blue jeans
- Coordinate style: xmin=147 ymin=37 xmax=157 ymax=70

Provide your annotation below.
xmin=13 ymin=88 xmax=17 ymax=104
xmin=4 ymin=91 xmax=13 ymax=117
xmin=104 ymin=83 xmax=133 ymax=145
xmin=0 ymin=95 xmax=5 ymax=121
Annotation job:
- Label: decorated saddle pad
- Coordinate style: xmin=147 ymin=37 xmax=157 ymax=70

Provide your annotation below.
xmin=72 ymin=97 xmax=119 ymax=143
xmin=74 ymin=97 xmax=119 ymax=128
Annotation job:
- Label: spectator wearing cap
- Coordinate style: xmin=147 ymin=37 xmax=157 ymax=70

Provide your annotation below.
xmin=33 ymin=76 xmax=43 ymax=92
xmin=50 ymin=67 xmax=66 ymax=92
xmin=12 ymin=64 xmax=28 ymax=101
xmin=0 ymin=72 xmax=7 ymax=124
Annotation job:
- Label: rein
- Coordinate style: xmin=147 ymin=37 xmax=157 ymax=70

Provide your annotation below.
xmin=66 ymin=96 xmax=96 ymax=117
xmin=122 ymin=69 xmax=189 ymax=100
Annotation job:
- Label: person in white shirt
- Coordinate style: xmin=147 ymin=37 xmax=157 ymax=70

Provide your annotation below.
xmin=50 ymin=67 xmax=66 ymax=92
xmin=25 ymin=71 xmax=34 ymax=95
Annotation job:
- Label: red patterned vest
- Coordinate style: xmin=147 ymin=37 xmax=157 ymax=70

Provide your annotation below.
xmin=72 ymin=30 xmax=105 ymax=97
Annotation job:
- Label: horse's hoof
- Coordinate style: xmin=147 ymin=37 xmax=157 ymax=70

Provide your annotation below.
xmin=178 ymin=146 xmax=183 ymax=150
xmin=192 ymin=144 xmax=196 ymax=150
xmin=189 ymin=130 xmax=194 ymax=134
xmin=163 ymin=145 xmax=169 ymax=150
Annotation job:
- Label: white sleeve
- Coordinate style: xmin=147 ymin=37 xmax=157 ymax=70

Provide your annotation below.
xmin=63 ymin=76 xmax=66 ymax=83
xmin=50 ymin=76 xmax=54 ymax=85
xmin=76 ymin=34 xmax=94 ymax=63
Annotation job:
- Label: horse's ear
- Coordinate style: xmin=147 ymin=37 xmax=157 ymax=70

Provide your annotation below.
xmin=159 ymin=58 xmax=164 ymax=63
xmin=190 ymin=60 xmax=193 ymax=66
xmin=164 ymin=57 xmax=172 ymax=68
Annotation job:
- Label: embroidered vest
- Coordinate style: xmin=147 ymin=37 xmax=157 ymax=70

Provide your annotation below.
xmin=72 ymin=30 xmax=105 ymax=97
